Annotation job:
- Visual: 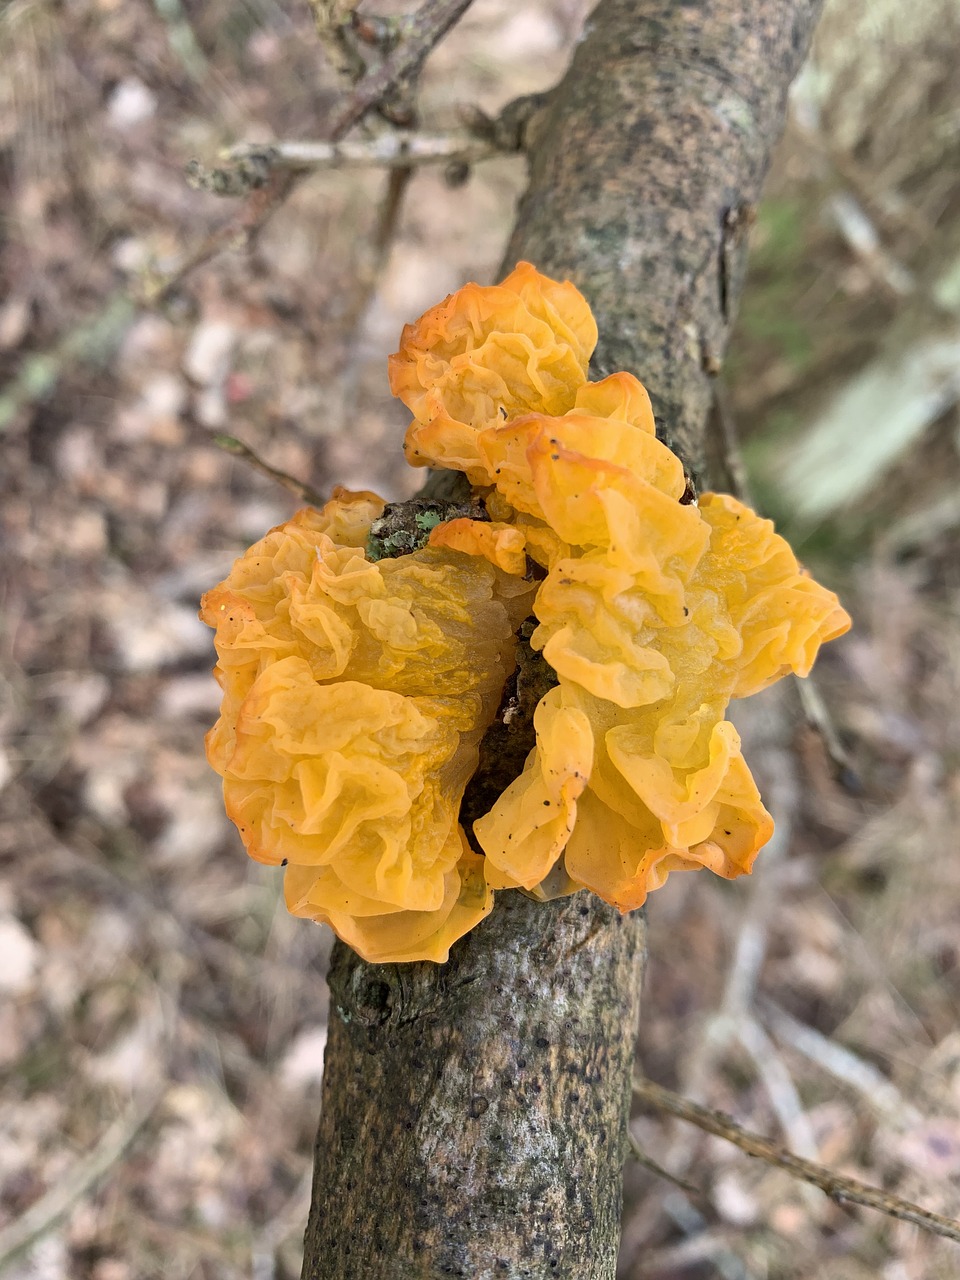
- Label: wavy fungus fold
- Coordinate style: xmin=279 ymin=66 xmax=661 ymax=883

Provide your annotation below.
xmin=203 ymin=265 xmax=851 ymax=962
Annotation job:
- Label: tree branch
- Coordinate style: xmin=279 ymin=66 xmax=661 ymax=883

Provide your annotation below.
xmin=209 ymin=433 xmax=325 ymax=506
xmin=305 ymin=0 xmax=367 ymax=84
xmin=304 ymin=896 xmax=646 ymax=1278
xmin=634 ymin=1076 xmax=960 ymax=1247
xmin=150 ymin=0 xmax=479 ymax=302
xmin=503 ymin=0 xmax=824 ymax=487
xmin=321 ymin=0 xmax=477 ymax=141
xmin=186 ymin=132 xmax=503 ymax=196
xmin=302 ymin=1 xmax=824 ymax=1275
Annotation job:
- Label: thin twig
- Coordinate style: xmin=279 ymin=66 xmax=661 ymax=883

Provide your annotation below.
xmin=371 ymin=165 xmax=413 ymax=257
xmin=633 ymin=1076 xmax=960 ymax=1246
xmin=306 ymin=0 xmax=366 ymax=83
xmin=189 ymin=131 xmax=502 ymax=195
xmin=322 ymin=0 xmax=476 ymax=140
xmin=143 ymin=168 xmax=298 ymax=305
xmin=794 ymin=673 xmax=859 ymax=785
xmin=156 ymin=0 xmax=479 ymax=299
xmin=210 ymin=433 xmax=325 ymax=506
xmin=626 ymin=1130 xmax=703 ymax=1197
xmin=334 ymin=163 xmax=415 ymax=414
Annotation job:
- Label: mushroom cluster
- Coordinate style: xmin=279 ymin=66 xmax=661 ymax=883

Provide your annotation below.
xmin=202 ymin=264 xmax=850 ymax=962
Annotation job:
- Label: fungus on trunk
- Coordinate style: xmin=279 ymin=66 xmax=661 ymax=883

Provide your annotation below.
xmin=202 ymin=265 xmax=850 ymax=962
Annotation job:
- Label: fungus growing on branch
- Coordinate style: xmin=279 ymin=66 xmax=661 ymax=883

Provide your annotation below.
xmin=201 ymin=491 xmax=533 ymax=962
xmin=389 ymin=260 xmax=597 ymax=481
xmin=203 ymin=265 xmax=851 ymax=961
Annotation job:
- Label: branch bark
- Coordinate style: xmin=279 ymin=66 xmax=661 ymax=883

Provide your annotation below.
xmin=302 ymin=2 xmax=822 ymax=1277
xmin=504 ymin=0 xmax=823 ymax=486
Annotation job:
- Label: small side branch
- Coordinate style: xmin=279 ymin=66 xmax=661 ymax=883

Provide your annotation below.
xmin=306 ymin=0 xmax=367 ymax=83
xmin=144 ymin=168 xmax=297 ymax=304
xmin=634 ymin=1076 xmax=960 ymax=1246
xmin=210 ymin=433 xmax=325 ymax=506
xmin=188 ymin=132 xmax=503 ymax=197
xmin=156 ymin=0 xmax=479 ymax=299
xmin=320 ymin=0 xmax=477 ymax=142
xmin=626 ymin=1130 xmax=702 ymax=1197
xmin=794 ymin=672 xmax=859 ymax=786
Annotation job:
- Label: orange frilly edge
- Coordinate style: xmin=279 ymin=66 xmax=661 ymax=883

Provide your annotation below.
xmin=201 ymin=265 xmax=851 ymax=961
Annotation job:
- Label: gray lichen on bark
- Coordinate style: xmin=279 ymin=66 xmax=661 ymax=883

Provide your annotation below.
xmin=366 ymin=496 xmax=486 ymax=561
xmin=302 ymin=1 xmax=823 ymax=1276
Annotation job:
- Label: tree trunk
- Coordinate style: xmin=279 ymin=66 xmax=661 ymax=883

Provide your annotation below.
xmin=301 ymin=1 xmax=822 ymax=1276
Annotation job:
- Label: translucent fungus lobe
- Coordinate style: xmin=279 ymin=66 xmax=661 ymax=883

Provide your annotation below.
xmin=203 ymin=266 xmax=851 ymax=961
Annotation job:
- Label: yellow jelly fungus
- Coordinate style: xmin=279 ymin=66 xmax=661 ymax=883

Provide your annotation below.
xmin=388 ymin=260 xmax=597 ymax=482
xmin=428 ymin=518 xmax=529 ymax=578
xmin=201 ymin=490 xmax=534 ymax=963
xmin=472 ymin=485 xmax=849 ymax=910
xmin=204 ymin=264 xmax=851 ymax=961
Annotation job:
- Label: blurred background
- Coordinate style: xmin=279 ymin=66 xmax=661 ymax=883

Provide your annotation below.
xmin=1 ymin=0 xmax=959 ymax=1276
